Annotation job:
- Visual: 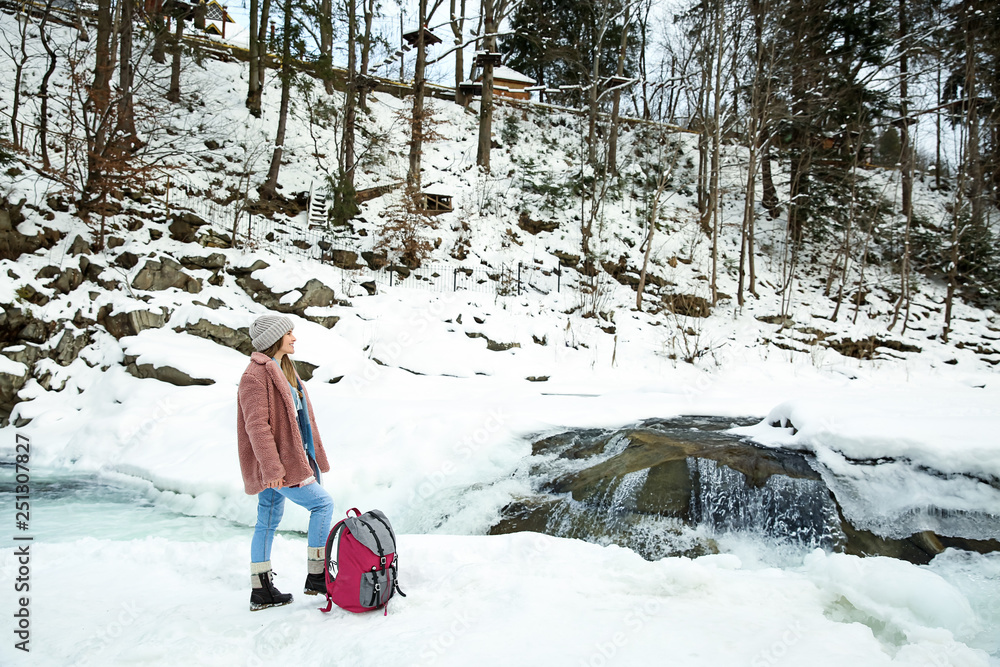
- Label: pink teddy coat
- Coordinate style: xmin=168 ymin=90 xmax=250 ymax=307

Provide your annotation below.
xmin=237 ymin=351 xmax=331 ymax=495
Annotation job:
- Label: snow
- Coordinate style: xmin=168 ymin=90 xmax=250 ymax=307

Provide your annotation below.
xmin=1 ymin=10 xmax=999 ymax=666
xmin=0 ymin=534 xmax=993 ymax=667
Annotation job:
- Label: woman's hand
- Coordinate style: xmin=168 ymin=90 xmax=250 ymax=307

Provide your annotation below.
xmin=262 ymin=478 xmax=284 ymax=489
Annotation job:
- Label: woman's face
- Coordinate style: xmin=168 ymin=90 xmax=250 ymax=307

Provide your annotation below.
xmin=276 ymin=331 xmax=295 ymax=358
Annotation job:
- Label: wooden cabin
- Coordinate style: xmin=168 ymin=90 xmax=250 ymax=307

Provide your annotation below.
xmin=474 ymin=66 xmax=536 ymax=101
xmin=418 ymin=192 xmax=453 ymax=214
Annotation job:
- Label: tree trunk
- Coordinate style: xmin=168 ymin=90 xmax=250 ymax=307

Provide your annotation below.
xmin=86 ymin=0 xmax=114 ymax=198
xmin=152 ymin=2 xmax=167 ymax=64
xmin=342 ymin=0 xmax=358 ymax=188
xmin=359 ymin=0 xmax=375 ymax=111
xmin=258 ymin=0 xmax=273 ymax=89
xmin=166 ymin=14 xmax=184 ymax=103
xmin=607 ymin=2 xmax=630 ymax=176
xmin=319 ymin=0 xmax=334 ymax=94
xmin=890 ymin=0 xmax=912 ymax=331
xmin=477 ymin=0 xmax=496 ymax=171
xmin=38 ymin=0 xmax=58 ymax=170
xmin=451 ymin=0 xmax=467 ymax=106
xmin=247 ymin=0 xmax=261 ymax=115
xmin=116 ymin=0 xmax=138 ymax=151
xmin=10 ymin=7 xmax=29 ymax=149
xmin=408 ymin=0 xmax=429 ymax=188
xmin=709 ymin=0 xmax=723 ymax=305
xmin=261 ymin=0 xmax=294 ymax=198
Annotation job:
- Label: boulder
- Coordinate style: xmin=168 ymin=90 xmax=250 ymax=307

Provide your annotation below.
xmin=35 ymin=265 xmax=61 ymax=280
xmin=0 ymin=358 xmax=30 ymax=425
xmin=552 ymin=250 xmax=580 ymax=268
xmin=517 ymin=211 xmax=560 ymax=235
xmin=45 ymin=267 xmax=84 ymax=294
xmin=361 ymin=251 xmax=389 ymax=271
xmin=288 ymin=279 xmax=335 ymax=312
xmin=68 ymin=234 xmax=92 ymax=256
xmin=123 ymin=355 xmax=215 ymax=386
xmin=177 ymin=319 xmax=252 ymax=355
xmin=228 ymin=259 xmax=270 ymax=276
xmin=303 ymin=313 xmax=340 ymax=329
xmin=168 ymin=211 xmax=210 ymax=243
xmin=199 ymin=230 xmax=233 ymax=248
xmin=662 ymin=293 xmax=712 ymax=318
xmin=235 ymin=271 xmax=335 ymax=316
xmin=98 ymin=306 xmax=169 ymax=339
xmin=51 ymin=329 xmax=92 ymax=366
xmin=131 ymin=257 xmax=202 ymax=293
xmin=327 ymin=249 xmax=363 ymax=270
xmin=1 ymin=197 xmax=59 ymax=261
xmin=115 ymin=251 xmax=139 ymax=270
xmin=180 ymin=252 xmax=227 ymax=270
xmin=15 ymin=284 xmax=49 ymax=307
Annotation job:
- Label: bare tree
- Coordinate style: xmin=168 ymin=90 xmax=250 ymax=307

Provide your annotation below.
xmin=476 ymin=0 xmax=497 ymax=171
xmin=406 ymin=0 xmax=445 ymax=188
xmin=450 ymin=0 xmax=468 ymax=105
xmin=37 ymin=0 xmax=58 ymax=170
xmin=261 ymin=0 xmax=296 ymax=199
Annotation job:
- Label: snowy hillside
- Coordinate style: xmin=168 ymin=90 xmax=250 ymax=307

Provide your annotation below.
xmin=1 ymin=11 xmax=999 ymax=667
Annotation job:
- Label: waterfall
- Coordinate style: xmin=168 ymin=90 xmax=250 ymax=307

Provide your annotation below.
xmin=691 ymin=457 xmax=843 ymax=550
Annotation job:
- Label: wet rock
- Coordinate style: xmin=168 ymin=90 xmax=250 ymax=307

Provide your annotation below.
xmin=502 ymin=422 xmax=999 ymax=565
xmin=131 ymin=257 xmax=202 ymax=293
xmin=123 ymin=355 xmax=215 ymax=386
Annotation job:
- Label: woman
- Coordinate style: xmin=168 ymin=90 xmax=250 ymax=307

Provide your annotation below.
xmin=237 ymin=314 xmax=334 ymax=611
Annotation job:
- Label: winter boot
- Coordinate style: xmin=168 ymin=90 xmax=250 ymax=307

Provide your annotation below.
xmin=250 ymin=561 xmax=293 ymax=611
xmin=304 ymin=546 xmax=326 ymax=596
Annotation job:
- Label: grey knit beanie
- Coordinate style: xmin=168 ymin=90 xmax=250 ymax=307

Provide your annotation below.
xmin=250 ymin=315 xmax=294 ymax=352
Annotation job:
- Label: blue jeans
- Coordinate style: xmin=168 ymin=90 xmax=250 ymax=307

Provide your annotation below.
xmin=250 ymin=476 xmax=334 ymax=563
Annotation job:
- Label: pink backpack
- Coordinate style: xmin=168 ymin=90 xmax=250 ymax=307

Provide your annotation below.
xmin=320 ymin=508 xmax=405 ymax=615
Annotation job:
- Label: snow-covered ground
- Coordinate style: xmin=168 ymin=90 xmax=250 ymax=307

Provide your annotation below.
xmin=2 ymin=10 xmax=999 ymax=666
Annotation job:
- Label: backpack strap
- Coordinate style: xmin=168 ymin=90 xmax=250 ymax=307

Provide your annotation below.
xmin=346 ymin=507 xmax=361 ymax=517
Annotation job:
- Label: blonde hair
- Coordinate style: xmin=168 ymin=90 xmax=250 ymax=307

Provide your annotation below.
xmin=262 ymin=333 xmax=302 ymax=398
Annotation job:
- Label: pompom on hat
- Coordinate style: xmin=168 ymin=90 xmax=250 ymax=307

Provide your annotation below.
xmin=250 ymin=315 xmax=294 ymax=352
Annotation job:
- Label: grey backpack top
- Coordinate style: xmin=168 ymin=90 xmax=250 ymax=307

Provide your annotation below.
xmin=344 ymin=509 xmax=396 ymax=558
